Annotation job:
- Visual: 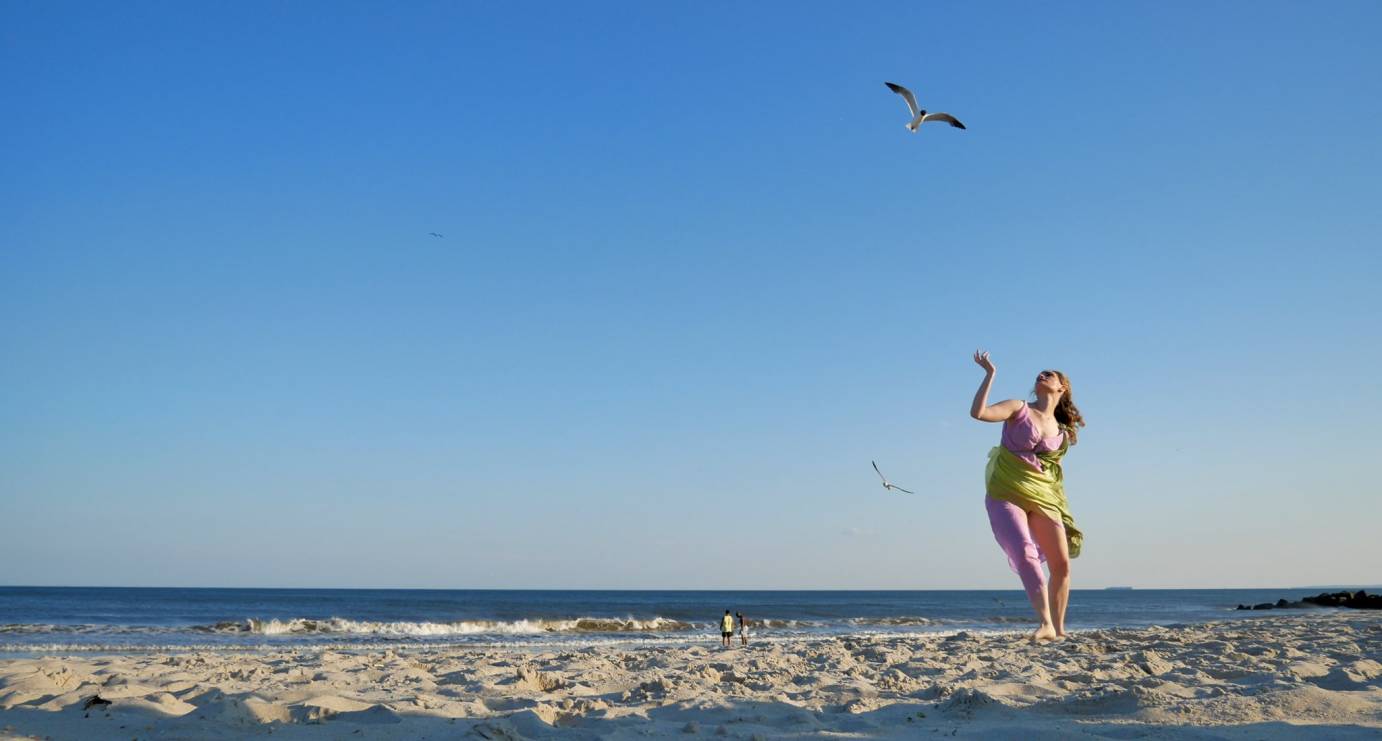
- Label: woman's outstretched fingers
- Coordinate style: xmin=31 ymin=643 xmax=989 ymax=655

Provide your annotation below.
xmin=974 ymin=350 xmax=995 ymax=373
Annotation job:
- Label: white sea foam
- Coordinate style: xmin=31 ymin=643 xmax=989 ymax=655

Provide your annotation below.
xmin=0 ymin=628 xmax=999 ymax=656
xmin=227 ymin=616 xmax=699 ymax=636
xmin=1 ymin=614 xmax=1035 ymax=658
xmin=2 ymin=615 xmax=1014 ymax=640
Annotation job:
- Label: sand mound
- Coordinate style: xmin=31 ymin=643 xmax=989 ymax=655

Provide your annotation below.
xmin=516 ymin=664 xmax=566 ymax=692
xmin=194 ymin=693 xmax=291 ymax=724
xmin=1312 ymin=659 xmax=1382 ymax=690
xmin=331 ymin=703 xmax=402 ymax=724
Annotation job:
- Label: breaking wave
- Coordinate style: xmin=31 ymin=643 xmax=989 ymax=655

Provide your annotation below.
xmin=848 ymin=616 xmax=940 ymax=626
xmin=202 ymin=616 xmax=698 ymax=636
xmin=2 ymin=614 xmax=1027 ymax=640
xmin=0 ymin=614 xmax=1032 ymax=653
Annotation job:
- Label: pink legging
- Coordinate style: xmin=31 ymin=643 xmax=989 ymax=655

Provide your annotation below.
xmin=985 ymin=495 xmax=1062 ymax=605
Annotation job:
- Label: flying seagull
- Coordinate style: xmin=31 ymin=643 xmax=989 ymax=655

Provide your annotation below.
xmin=428 ymin=232 xmax=444 ymax=238
xmin=884 ymin=82 xmax=966 ymax=132
xmin=871 ymin=460 xmax=915 ymax=495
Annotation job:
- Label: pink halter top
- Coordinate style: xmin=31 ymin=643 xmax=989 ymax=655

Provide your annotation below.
xmin=1000 ymin=403 xmax=1065 ymax=472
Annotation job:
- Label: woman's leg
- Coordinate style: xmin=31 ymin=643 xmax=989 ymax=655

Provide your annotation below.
xmin=1026 ymin=510 xmax=1071 ymax=636
xmin=985 ymin=496 xmax=1055 ymax=640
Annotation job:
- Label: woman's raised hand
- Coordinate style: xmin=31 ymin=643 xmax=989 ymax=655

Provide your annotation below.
xmin=973 ymin=349 xmax=996 ymax=374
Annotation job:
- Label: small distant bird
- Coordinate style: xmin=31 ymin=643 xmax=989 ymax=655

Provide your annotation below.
xmin=884 ymin=82 xmax=966 ymax=132
xmin=428 ymin=232 xmax=444 ymax=238
xmin=871 ymin=461 xmax=914 ymax=495
xmin=83 ymin=694 xmax=111 ymax=711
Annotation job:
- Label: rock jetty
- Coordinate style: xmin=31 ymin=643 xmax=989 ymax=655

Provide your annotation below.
xmin=1236 ymin=589 xmax=1382 ymax=611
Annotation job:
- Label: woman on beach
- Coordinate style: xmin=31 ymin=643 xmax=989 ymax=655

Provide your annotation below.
xmin=970 ymin=350 xmax=1085 ymax=642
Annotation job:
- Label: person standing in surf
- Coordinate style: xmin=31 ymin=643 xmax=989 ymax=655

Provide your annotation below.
xmin=970 ymin=350 xmax=1086 ymax=642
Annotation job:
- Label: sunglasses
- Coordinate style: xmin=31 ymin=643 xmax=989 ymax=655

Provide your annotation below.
xmin=1037 ymin=371 xmax=1058 ymax=379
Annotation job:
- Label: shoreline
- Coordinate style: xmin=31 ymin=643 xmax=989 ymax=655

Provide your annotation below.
xmin=0 ymin=611 xmax=1352 ymax=661
xmin=2 ymin=612 xmax=1379 ymax=739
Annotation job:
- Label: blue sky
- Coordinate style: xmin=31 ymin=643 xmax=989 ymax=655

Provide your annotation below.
xmin=2 ymin=1 xmax=1379 ymax=589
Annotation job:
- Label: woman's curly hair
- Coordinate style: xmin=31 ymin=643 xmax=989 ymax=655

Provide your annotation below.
xmin=1045 ymin=370 xmax=1085 ymax=444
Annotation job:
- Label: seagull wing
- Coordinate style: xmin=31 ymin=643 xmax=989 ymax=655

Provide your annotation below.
xmin=891 ymin=484 xmax=915 ymax=495
xmin=871 ymin=460 xmax=889 ymax=485
xmin=884 ymin=82 xmax=921 ymax=118
xmin=921 ymin=112 xmax=966 ymax=130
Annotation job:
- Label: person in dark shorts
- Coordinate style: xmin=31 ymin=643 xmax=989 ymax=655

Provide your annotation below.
xmin=720 ymin=610 xmax=734 ymax=647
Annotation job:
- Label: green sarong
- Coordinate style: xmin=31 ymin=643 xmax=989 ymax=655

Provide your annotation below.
xmin=985 ymin=439 xmax=1083 ymax=558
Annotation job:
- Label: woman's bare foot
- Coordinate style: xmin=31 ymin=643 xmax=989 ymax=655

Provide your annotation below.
xmin=1031 ymin=624 xmax=1058 ymax=642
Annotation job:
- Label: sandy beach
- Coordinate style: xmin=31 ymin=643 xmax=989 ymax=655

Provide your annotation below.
xmin=1 ymin=611 xmax=1378 ymax=739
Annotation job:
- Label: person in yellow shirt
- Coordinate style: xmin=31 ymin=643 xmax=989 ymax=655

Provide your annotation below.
xmin=720 ymin=610 xmax=734 ymax=648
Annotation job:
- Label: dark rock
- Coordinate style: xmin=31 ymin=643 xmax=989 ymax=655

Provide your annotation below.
xmin=1299 ymin=590 xmax=1381 ymax=610
xmin=1305 ymin=591 xmax=1354 ymax=607
xmin=1235 ymin=591 xmax=1381 ymax=610
xmin=1351 ymin=592 xmax=1382 ymax=609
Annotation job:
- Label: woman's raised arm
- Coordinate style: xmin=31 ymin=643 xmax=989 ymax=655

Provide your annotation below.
xmin=970 ymin=350 xmax=1022 ymax=422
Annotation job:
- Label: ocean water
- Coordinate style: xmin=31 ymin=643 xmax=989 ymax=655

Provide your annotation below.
xmin=0 ymin=587 xmax=1339 ymax=655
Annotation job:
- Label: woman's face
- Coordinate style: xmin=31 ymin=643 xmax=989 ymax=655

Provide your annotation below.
xmin=1035 ymin=370 xmax=1065 ymax=395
